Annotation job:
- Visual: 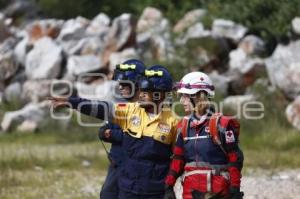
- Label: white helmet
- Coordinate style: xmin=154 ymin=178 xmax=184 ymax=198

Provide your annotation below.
xmin=176 ymin=72 xmax=215 ymax=98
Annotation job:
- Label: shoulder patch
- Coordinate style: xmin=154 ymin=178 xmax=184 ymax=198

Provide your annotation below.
xmin=158 ymin=122 xmax=171 ymax=134
xmin=117 ymin=103 xmax=127 ymax=108
xmin=225 ymin=130 xmax=235 ymax=143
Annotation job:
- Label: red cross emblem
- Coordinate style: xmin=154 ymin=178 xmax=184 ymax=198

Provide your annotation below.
xmin=227 ymin=131 xmax=233 ymax=137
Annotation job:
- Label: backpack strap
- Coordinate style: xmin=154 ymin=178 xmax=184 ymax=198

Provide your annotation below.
xmin=180 ymin=116 xmax=190 ymax=140
xmin=208 ymin=113 xmax=228 ymax=155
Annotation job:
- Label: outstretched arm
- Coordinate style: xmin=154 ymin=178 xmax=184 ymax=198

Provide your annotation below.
xmin=48 ymin=97 xmax=113 ymax=121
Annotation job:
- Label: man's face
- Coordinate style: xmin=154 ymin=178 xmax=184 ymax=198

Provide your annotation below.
xmin=118 ymin=83 xmax=132 ymax=99
xmin=138 ymin=91 xmax=165 ymax=109
xmin=138 ymin=91 xmax=153 ymax=108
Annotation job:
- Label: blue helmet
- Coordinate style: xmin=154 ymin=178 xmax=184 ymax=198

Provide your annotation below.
xmin=139 ymin=65 xmax=173 ymax=92
xmin=113 ymin=59 xmax=145 ymax=84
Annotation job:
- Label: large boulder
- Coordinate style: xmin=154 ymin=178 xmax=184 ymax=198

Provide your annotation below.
xmin=229 ymin=48 xmax=266 ymax=74
xmin=102 ymin=13 xmax=137 ymax=65
xmin=1 ymin=101 xmax=49 ymax=132
xmin=57 ymin=16 xmax=90 ymax=41
xmin=25 ymin=37 xmax=63 ymax=80
xmin=175 ymin=22 xmax=211 ymax=45
xmin=80 ymin=37 xmax=106 ymax=55
xmin=137 ymin=7 xmax=175 ymax=61
xmin=286 ymin=96 xmax=300 ymax=130
xmin=173 ymin=9 xmax=207 ymax=33
xmin=3 ymin=0 xmax=38 ymax=21
xmin=222 ymin=95 xmax=256 ymax=115
xmin=14 ymin=36 xmax=32 ymax=66
xmin=26 ymin=19 xmax=64 ymax=43
xmin=0 ymin=13 xmax=11 ymax=43
xmin=86 ymin=13 xmax=110 ymax=37
xmin=3 ymin=82 xmax=22 ymax=102
xmin=0 ymin=38 xmax=18 ymax=81
xmin=212 ymin=19 xmax=248 ymax=43
xmin=238 ymin=35 xmax=266 ymax=56
xmin=265 ymin=40 xmax=300 ymax=100
xmin=292 ymin=17 xmax=300 ymax=36
xmin=21 ymin=80 xmax=69 ymax=103
xmin=208 ymin=70 xmax=231 ymax=97
xmin=75 ymin=80 xmax=117 ymax=101
xmin=67 ymin=55 xmax=102 ymax=76
xmin=61 ymin=36 xmax=106 ymax=56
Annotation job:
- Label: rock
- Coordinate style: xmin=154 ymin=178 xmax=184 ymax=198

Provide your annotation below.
xmin=238 ymin=35 xmax=266 ymax=56
xmin=67 ymin=55 xmax=102 ymax=76
xmin=208 ymin=70 xmax=231 ymax=97
xmin=22 ymin=80 xmax=52 ymax=103
xmin=229 ymin=48 xmax=265 ymax=74
xmin=137 ymin=7 xmax=164 ymax=33
xmin=173 ymin=9 xmax=207 ymax=33
xmin=1 ymin=101 xmax=49 ymax=132
xmin=60 ymin=39 xmax=86 ymax=55
xmin=75 ymin=80 xmax=117 ymax=101
xmin=0 ymin=38 xmax=18 ymax=81
xmin=82 ymin=160 xmax=91 ymax=167
xmin=0 ymin=13 xmax=11 ymax=42
xmin=9 ymin=68 xmax=27 ymax=85
xmin=265 ymin=40 xmax=300 ymax=99
xmin=61 ymin=36 xmax=106 ymax=56
xmin=109 ymin=48 xmax=139 ymax=71
xmin=22 ymin=79 xmax=71 ymax=103
xmin=212 ymin=19 xmax=248 ymax=43
xmin=57 ymin=16 xmax=90 ymax=41
xmin=3 ymin=82 xmax=22 ymax=102
xmin=3 ymin=0 xmax=38 ymax=20
xmin=183 ymin=36 xmax=231 ymax=73
xmin=292 ymin=17 xmax=300 ymax=35
xmin=16 ymin=120 xmax=38 ymax=132
xmin=0 ymin=92 xmax=3 ymax=104
xmin=86 ymin=13 xmax=110 ymax=37
xmin=103 ymin=13 xmax=137 ymax=65
xmin=25 ymin=37 xmax=63 ymax=80
xmin=80 ymin=37 xmax=106 ymax=55
xmin=176 ymin=22 xmax=211 ymax=45
xmin=14 ymin=36 xmax=32 ymax=66
xmin=227 ymin=62 xmax=267 ymax=96
xmin=137 ymin=7 xmax=174 ymax=61
xmin=286 ymin=96 xmax=300 ymax=130
xmin=26 ymin=19 xmax=64 ymax=42
xmin=222 ymin=94 xmax=256 ymax=113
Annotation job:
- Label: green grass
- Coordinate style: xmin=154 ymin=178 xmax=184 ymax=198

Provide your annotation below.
xmin=0 ymin=168 xmax=106 ymax=199
xmin=0 ymin=127 xmax=110 ymax=198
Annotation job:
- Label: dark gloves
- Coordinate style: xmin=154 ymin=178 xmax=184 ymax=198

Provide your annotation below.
xmin=164 ymin=185 xmax=176 ymax=199
xmin=98 ymin=122 xmax=112 ymax=140
xmin=229 ymin=187 xmax=244 ymax=199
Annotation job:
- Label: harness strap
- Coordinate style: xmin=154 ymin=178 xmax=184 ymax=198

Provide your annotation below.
xmin=183 ymin=135 xmax=210 ymax=141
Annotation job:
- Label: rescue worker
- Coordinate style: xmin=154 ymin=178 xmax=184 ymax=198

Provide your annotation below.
xmin=98 ymin=59 xmax=145 ymax=199
xmin=49 ymin=65 xmax=178 ymax=199
xmin=164 ymin=72 xmax=244 ymax=199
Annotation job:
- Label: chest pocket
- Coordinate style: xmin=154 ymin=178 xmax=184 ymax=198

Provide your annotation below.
xmin=126 ymin=115 xmax=143 ymax=138
xmin=152 ymin=122 xmax=173 ymax=145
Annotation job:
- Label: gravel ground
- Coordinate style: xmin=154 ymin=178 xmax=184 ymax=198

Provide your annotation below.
xmin=174 ymin=169 xmax=300 ymax=199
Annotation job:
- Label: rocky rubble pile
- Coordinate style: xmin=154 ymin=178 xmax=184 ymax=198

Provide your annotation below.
xmin=0 ymin=7 xmax=300 ymax=132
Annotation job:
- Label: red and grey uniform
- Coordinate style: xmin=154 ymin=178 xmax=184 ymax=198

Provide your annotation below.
xmin=165 ymin=113 xmax=244 ymax=199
